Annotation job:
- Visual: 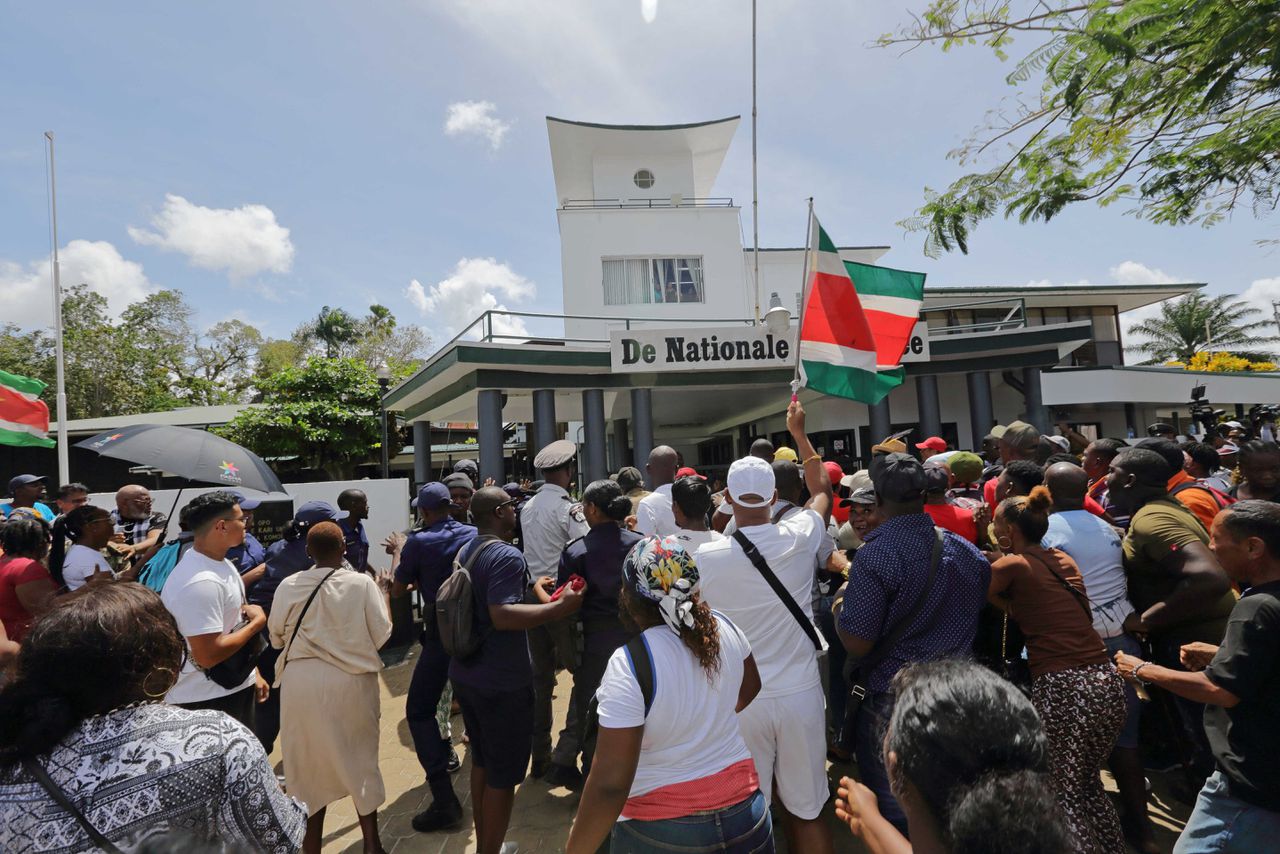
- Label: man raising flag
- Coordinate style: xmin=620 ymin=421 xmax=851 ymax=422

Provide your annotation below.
xmin=0 ymin=370 xmax=55 ymax=449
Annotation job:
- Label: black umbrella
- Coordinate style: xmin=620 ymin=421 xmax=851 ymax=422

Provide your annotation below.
xmin=76 ymin=424 xmax=285 ymax=494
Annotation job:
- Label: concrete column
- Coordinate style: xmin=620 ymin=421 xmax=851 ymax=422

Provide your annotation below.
xmin=412 ymin=421 xmax=432 ymax=486
xmin=611 ymin=419 xmax=628 ymax=473
xmin=869 ymin=397 xmax=891 ymax=445
xmin=967 ymin=371 xmax=994 ymax=450
xmin=737 ymin=424 xmax=752 ymax=458
xmin=532 ymin=389 xmax=557 ymax=453
xmin=631 ymin=388 xmax=655 ymax=480
xmin=477 ymin=390 xmax=505 ymax=485
xmin=1022 ymin=367 xmax=1051 ymax=432
xmin=1124 ymin=403 xmax=1138 ymax=439
xmin=581 ymin=389 xmax=607 ymax=484
xmin=915 ymin=375 xmax=942 ymax=439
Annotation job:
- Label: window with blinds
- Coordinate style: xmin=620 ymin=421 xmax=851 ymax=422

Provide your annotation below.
xmin=602 ymin=257 xmax=705 ymax=305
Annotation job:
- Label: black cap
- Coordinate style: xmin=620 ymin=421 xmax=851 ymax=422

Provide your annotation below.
xmin=870 ymin=453 xmax=927 ymax=502
xmin=839 ymin=486 xmax=877 ymax=507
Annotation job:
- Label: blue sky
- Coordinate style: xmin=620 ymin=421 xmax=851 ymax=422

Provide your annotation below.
xmin=3 ymin=0 xmax=1277 ymax=346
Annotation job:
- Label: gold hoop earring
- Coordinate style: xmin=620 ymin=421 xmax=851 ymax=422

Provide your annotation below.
xmin=143 ymin=666 xmax=177 ymax=699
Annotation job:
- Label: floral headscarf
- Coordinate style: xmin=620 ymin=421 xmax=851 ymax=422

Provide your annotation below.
xmin=623 ymin=535 xmax=700 ymax=635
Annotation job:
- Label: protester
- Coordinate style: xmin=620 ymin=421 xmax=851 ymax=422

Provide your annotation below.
xmin=1041 ymin=461 xmax=1155 ymax=852
xmin=0 ymin=515 xmax=55 ymax=642
xmin=392 ymin=481 xmax=477 ymax=832
xmin=1217 ymin=441 xmax=1240 ymax=480
xmin=922 ymin=463 xmax=977 ymax=543
xmin=1115 ymin=501 xmax=1280 ymax=852
xmin=833 ymin=659 xmax=1071 ymax=854
xmin=915 ymin=436 xmax=946 ymax=461
xmin=247 ymin=500 xmax=349 ymax=752
xmin=1 ymin=475 xmax=54 ymax=522
xmin=635 ymin=445 xmax=680 ymax=537
xmin=1149 ymin=423 xmax=1177 ymax=442
xmin=670 ymin=474 xmax=723 ymax=551
xmin=1232 ymin=440 xmax=1280 ymax=501
xmin=836 ymin=485 xmax=880 ymax=554
xmin=444 ymin=472 xmax=476 ymax=524
xmin=337 ymin=488 xmax=374 ymax=573
xmin=1139 ymin=438 xmax=1224 ymax=532
xmin=224 ymin=490 xmax=267 ymax=577
xmin=1107 ymin=447 xmax=1236 ymax=776
xmin=697 ymin=400 xmax=834 ymax=854
xmin=546 ymin=479 xmax=645 ymax=788
xmin=615 ymin=466 xmax=650 ymax=515
xmin=989 ymin=486 xmax=1126 ymax=853
xmin=0 ymin=583 xmax=306 ymax=851
xmin=837 ymin=451 xmax=991 ymax=834
xmin=449 ymin=486 xmax=585 ymax=854
xmin=49 ymin=504 xmax=120 ymax=590
xmin=565 ymin=536 xmax=771 ymax=854
xmin=519 ymin=439 xmax=590 ymax=779
xmin=161 ymin=491 xmax=268 ymax=729
xmin=53 ymin=482 xmax=88 ymax=516
xmin=111 ymin=484 xmax=168 ymax=564
xmin=984 ymin=420 xmax=1040 ymax=511
xmin=453 ymin=458 xmax=479 ymax=489
xmin=269 ymin=521 xmax=392 ymax=854
xmin=1184 ymin=441 xmax=1232 ymax=493
xmin=749 ymin=437 xmax=775 ymax=462
xmin=945 ymin=451 xmax=985 ymax=509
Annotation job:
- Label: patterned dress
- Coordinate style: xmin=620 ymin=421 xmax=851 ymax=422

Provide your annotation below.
xmin=0 ymin=703 xmax=306 ymax=853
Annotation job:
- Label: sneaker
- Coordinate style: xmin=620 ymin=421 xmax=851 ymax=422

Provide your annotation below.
xmin=446 ymin=747 xmax=461 ymax=773
xmin=411 ymin=798 xmax=463 ymax=833
xmin=543 ymin=762 xmax=584 ymax=791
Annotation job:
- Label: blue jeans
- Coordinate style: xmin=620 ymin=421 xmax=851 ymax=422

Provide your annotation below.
xmin=1174 ymin=771 xmax=1280 ymax=853
xmin=610 ymin=790 xmax=774 ymax=853
xmin=854 ymin=690 xmax=909 ymax=835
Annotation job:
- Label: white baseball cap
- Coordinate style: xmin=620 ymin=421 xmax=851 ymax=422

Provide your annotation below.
xmin=727 ymin=456 xmax=776 ymax=509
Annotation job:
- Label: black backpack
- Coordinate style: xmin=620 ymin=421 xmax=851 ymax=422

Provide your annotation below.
xmin=581 ymin=634 xmax=656 ymax=776
xmin=435 ymin=535 xmax=502 ymax=660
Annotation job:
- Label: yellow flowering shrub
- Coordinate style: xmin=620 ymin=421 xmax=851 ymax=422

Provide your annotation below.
xmin=1166 ymin=352 xmax=1278 ymax=373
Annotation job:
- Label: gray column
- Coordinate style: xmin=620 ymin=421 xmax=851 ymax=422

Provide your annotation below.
xmin=1123 ymin=403 xmax=1138 ymax=439
xmin=610 ymin=419 xmax=628 ymax=473
xmin=581 ymin=389 xmax=607 ymax=484
xmin=1022 ymin=367 xmax=1050 ymax=432
xmin=532 ymin=389 xmax=557 ymax=453
xmin=737 ymin=424 xmax=752 ymax=458
xmin=869 ymin=397 xmax=891 ymax=444
xmin=412 ymin=421 xmax=432 ymax=486
xmin=477 ymin=389 xmax=505 ymax=485
xmin=630 ymin=388 xmax=654 ymax=479
xmin=915 ymin=375 xmax=942 ymax=439
xmin=967 ymin=370 xmax=994 ymax=450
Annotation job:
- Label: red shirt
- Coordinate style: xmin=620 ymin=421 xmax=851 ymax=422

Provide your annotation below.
xmin=924 ymin=503 xmax=978 ymax=543
xmin=0 ymin=555 xmax=53 ymax=642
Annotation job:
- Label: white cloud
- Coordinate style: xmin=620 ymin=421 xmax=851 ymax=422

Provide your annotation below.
xmin=444 ymin=101 xmax=512 ymax=151
xmin=1109 ymin=260 xmax=1178 ymax=286
xmin=129 ymin=194 xmax=294 ymax=278
xmin=640 ymin=0 xmax=658 ymax=24
xmin=406 ymin=257 xmax=536 ymax=341
xmin=1238 ymin=276 xmax=1280 ymax=332
xmin=1 ymin=240 xmax=154 ymax=329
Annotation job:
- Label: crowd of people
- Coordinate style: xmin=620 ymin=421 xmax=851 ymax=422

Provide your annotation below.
xmin=0 ymin=409 xmax=1277 ymax=853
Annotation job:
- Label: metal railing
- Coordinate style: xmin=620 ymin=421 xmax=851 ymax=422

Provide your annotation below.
xmin=440 ymin=310 xmax=758 ymax=349
xmin=561 ymin=197 xmax=735 ymax=210
xmin=920 ymin=296 xmax=1027 ymax=334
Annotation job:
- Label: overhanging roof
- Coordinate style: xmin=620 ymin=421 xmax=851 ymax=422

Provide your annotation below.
xmin=924 ymin=282 xmax=1204 ymax=314
xmin=50 ymin=404 xmax=256 ymax=436
xmin=547 ymin=115 xmax=740 ymax=202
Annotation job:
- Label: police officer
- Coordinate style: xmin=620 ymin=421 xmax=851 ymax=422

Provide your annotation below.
xmin=336 ymin=488 xmax=373 ymax=573
xmin=520 ymin=439 xmax=590 ymax=778
xmin=391 ymin=482 xmax=477 ymax=834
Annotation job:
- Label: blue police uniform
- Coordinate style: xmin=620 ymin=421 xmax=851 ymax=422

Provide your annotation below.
xmin=396 ymin=517 xmax=477 ymax=807
xmin=226 ymin=530 xmax=266 ymax=578
xmin=341 ymin=519 xmax=370 ymax=572
xmin=249 ymin=536 xmax=314 ymax=753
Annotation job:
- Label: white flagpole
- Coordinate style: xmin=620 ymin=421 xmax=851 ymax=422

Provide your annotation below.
xmin=45 ymin=131 xmax=69 ymax=484
xmin=791 ymin=198 xmax=814 ymax=400
xmin=751 ymin=0 xmax=761 ymax=324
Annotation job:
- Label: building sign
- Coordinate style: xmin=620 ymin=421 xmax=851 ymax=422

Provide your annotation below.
xmin=610 ymin=322 xmax=930 ymax=373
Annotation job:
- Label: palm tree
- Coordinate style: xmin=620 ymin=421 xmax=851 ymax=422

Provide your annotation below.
xmin=1126 ymin=293 xmax=1280 ymax=364
xmin=313 ymin=306 xmax=359 ymax=358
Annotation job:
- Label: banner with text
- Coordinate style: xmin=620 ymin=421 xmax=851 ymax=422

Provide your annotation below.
xmin=610 ymin=323 xmax=929 ymax=373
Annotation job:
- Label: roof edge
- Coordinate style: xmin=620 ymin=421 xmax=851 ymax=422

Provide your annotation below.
xmin=546 ymin=115 xmax=741 ymax=132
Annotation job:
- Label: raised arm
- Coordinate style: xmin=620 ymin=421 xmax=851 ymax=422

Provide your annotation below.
xmin=789 ymin=400 xmax=832 ymax=525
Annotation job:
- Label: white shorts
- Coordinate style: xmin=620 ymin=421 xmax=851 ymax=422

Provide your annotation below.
xmin=737 ymin=684 xmax=827 ymax=820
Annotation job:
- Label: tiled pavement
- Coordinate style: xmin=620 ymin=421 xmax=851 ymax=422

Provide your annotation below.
xmin=272 ymin=643 xmax=1193 ymax=853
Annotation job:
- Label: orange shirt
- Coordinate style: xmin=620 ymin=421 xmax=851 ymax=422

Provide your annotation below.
xmin=1167 ymin=470 xmax=1220 ymax=533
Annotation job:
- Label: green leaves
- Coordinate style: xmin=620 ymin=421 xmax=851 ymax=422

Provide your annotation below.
xmin=1126 ymin=292 xmax=1280 ymax=362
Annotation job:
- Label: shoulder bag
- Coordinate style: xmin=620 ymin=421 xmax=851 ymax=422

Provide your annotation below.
xmin=280 ymin=567 xmax=340 ymax=667
xmin=23 ymin=758 xmax=126 ymax=854
xmin=202 ymin=586 xmax=268 ymax=690
xmin=731 ymin=529 xmax=827 ymax=652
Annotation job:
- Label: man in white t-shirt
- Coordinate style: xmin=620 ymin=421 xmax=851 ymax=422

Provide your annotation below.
xmin=634 ymin=446 xmax=679 ymax=537
xmin=696 ymin=401 xmax=835 ymax=854
xmin=670 ymin=473 xmax=724 ymax=552
xmin=160 ymin=491 xmax=268 ymax=728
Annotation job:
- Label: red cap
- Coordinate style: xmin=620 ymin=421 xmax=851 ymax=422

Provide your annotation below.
xmin=915 ymin=436 xmax=947 ymax=452
xmin=676 ymin=466 xmax=705 ymax=480
xmin=824 ymin=461 xmax=844 ymax=484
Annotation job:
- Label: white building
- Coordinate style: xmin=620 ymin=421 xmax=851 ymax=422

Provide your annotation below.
xmin=386 ymin=116 xmax=1280 ymax=484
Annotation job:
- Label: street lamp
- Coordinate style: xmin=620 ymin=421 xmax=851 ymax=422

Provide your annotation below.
xmin=764 ymin=292 xmax=791 ymax=335
xmin=376 ymin=361 xmax=392 ymax=479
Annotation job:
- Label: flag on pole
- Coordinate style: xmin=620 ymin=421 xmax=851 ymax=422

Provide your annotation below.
xmin=0 ymin=370 xmax=56 ymax=448
xmin=797 ymin=213 xmax=920 ymax=404
xmin=844 ymin=260 xmax=926 ymax=369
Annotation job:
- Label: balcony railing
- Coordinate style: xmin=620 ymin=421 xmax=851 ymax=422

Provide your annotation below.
xmin=920 ymin=297 xmax=1027 ymax=334
xmin=561 ymin=197 xmax=735 ymax=210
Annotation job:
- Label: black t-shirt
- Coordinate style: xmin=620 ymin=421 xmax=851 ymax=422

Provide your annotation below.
xmin=1203 ymin=580 xmax=1280 ymax=810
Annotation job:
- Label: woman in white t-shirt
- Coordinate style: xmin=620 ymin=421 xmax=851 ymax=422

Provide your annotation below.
xmin=48 ymin=505 xmax=118 ymax=591
xmin=566 ymin=535 xmax=771 ymax=854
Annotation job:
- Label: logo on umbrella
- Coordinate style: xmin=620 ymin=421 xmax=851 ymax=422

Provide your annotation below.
xmin=91 ymin=433 xmax=124 ymax=449
xmin=219 ymin=460 xmax=242 ymax=484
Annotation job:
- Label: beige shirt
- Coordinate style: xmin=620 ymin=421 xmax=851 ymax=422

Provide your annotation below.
xmin=267 ymin=566 xmax=392 ymax=685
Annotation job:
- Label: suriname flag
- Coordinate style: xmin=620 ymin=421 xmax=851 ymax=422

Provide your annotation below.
xmin=0 ymin=370 xmax=56 ymax=448
xmin=797 ymin=212 xmax=925 ymax=405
